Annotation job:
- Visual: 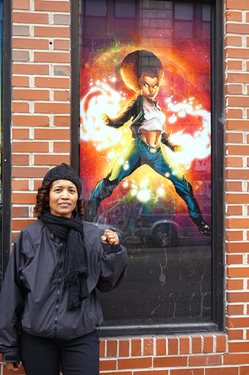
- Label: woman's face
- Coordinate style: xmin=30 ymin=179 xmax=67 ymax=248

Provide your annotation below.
xmin=49 ymin=180 xmax=78 ymax=218
xmin=139 ymin=75 xmax=160 ymax=101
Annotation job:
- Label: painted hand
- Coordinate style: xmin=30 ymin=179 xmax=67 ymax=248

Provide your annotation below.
xmin=173 ymin=144 xmax=183 ymax=152
xmin=102 ymin=113 xmax=110 ymax=125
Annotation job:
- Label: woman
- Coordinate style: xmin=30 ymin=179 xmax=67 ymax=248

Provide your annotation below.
xmin=0 ymin=163 xmax=128 ymax=375
xmin=87 ymin=50 xmax=210 ymax=236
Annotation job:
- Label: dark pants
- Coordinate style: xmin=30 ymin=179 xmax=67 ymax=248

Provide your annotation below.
xmin=20 ymin=330 xmax=99 ymax=375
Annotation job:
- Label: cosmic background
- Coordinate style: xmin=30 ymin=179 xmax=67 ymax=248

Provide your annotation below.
xmin=79 ymin=1 xmax=212 ymax=325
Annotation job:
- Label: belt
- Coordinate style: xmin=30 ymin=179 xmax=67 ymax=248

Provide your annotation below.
xmin=138 ymin=137 xmax=161 ymax=153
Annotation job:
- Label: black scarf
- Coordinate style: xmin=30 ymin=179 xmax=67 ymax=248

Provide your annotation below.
xmin=41 ymin=211 xmax=88 ymax=311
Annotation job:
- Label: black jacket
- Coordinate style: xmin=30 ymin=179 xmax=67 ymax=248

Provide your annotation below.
xmin=0 ymin=220 xmax=128 ymax=362
xmin=107 ymin=95 xmax=175 ymax=150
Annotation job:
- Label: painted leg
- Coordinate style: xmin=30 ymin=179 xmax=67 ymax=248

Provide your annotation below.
xmin=86 ymin=140 xmax=141 ymax=222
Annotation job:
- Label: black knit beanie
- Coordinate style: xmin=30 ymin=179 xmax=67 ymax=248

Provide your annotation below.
xmin=42 ymin=163 xmax=82 ymax=196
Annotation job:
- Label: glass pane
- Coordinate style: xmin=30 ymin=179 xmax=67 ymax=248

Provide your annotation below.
xmin=85 ymin=0 xmax=106 ymax=16
xmin=115 ymin=0 xmax=136 ymax=18
xmin=174 ymin=2 xmax=193 ymax=20
xmin=80 ymin=0 xmax=212 ymax=327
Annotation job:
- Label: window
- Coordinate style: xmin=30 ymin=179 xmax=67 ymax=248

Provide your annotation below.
xmin=71 ymin=0 xmax=224 ymax=334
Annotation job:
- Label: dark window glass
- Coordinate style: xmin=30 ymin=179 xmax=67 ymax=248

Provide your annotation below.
xmin=85 ymin=0 xmax=106 ymax=16
xmin=174 ymin=2 xmax=193 ymax=20
xmin=115 ymin=0 xmax=136 ymax=18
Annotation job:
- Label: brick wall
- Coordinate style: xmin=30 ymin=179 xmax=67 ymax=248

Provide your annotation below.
xmin=1 ymin=0 xmax=249 ymax=373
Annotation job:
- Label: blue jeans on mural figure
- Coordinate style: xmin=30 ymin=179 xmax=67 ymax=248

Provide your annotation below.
xmin=87 ymin=137 xmax=204 ymax=227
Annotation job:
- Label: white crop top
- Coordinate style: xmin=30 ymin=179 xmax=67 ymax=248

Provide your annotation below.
xmin=138 ymin=101 xmax=166 ymax=133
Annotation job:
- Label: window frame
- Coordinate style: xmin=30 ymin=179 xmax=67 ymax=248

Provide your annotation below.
xmin=1 ymin=0 xmax=12 ymax=281
xmin=71 ymin=0 xmax=224 ymax=335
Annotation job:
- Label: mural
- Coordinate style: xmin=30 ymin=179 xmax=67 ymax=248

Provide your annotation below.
xmin=80 ymin=0 xmax=212 ymax=324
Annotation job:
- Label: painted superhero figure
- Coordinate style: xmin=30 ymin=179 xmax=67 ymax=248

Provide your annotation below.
xmin=86 ymin=50 xmax=210 ymax=236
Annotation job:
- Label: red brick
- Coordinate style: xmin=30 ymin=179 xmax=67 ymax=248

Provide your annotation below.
xmin=241 ymin=366 xmax=249 ymax=375
xmin=206 ymin=368 xmax=238 ymax=375
xmin=153 ymin=356 xmax=187 ymax=367
xmin=54 ymin=116 xmax=70 ymax=126
xmin=35 ymin=77 xmax=70 ymax=89
xmin=227 ymin=317 xmax=249 ymax=328
xmin=227 ymin=304 xmax=244 ymax=315
xmin=170 ymin=370 xmax=204 ymax=375
xmin=13 ymin=89 xmax=49 ymax=101
xmin=12 ymin=142 xmax=49 ymax=153
xmin=226 ymin=254 xmax=243 ymax=265
xmin=226 ymin=85 xmax=243 ymax=95
xmin=13 ymin=0 xmax=30 ymax=9
xmin=13 ymin=12 xmax=49 ymax=24
xmin=12 ymin=102 xmax=30 ymax=113
xmin=12 ymin=219 xmax=35 ymax=231
xmin=34 ymin=128 xmax=70 ymax=140
xmin=12 ymin=180 xmax=29 ymax=190
xmin=225 ymin=36 xmax=242 ymax=47
xmin=34 ymin=155 xmax=69 ymax=165
xmin=54 ymin=90 xmax=70 ymax=101
xmin=226 ymin=109 xmax=243 ymax=119
xmin=54 ymin=39 xmax=70 ymax=50
xmin=12 ymin=193 xmax=36 ymax=204
xmin=156 ymin=337 xmax=166 ymax=356
xmin=13 ymin=63 xmax=49 ymax=75
xmin=226 ymin=11 xmax=243 ymax=22
xmin=134 ymin=371 xmax=168 ymax=375
xmin=143 ymin=338 xmax=154 ymax=356
xmin=35 ymin=0 xmax=70 ymax=12
xmin=227 ymin=279 xmax=243 ymax=290
xmin=99 ymin=340 xmax=105 ymax=357
xmin=12 ymin=167 xmax=49 ymax=178
xmin=12 ymin=206 xmax=29 ymax=217
xmin=227 ymin=329 xmax=243 ymax=340
xmin=179 ymin=337 xmax=190 ymax=354
xmin=168 ymin=337 xmax=178 ymax=355
xmin=226 ymin=181 xmax=243 ymax=191
xmin=106 ymin=339 xmax=118 ymax=357
xmin=34 ymin=26 xmax=70 ymax=38
xmin=224 ymin=353 xmax=249 ymax=365
xmin=203 ymin=336 xmax=213 ymax=353
xmin=53 ymin=142 xmax=70 ymax=153
xmin=12 ymin=154 xmax=29 ymax=165
xmin=119 ymin=339 xmax=130 ymax=357
xmin=226 ymin=230 xmax=243 ymax=241
xmin=192 ymin=336 xmax=202 ymax=353
xmin=12 ymin=76 xmax=29 ymax=87
xmin=229 ymin=342 xmax=249 ymax=352
xmin=227 ymin=0 xmax=249 ymax=10
xmin=12 ymin=115 xmax=49 ymax=127
xmin=12 ymin=38 xmax=49 ymax=50
xmin=227 ymin=121 xmax=249 ymax=131
xmin=189 ymin=355 xmax=222 ymax=366
xmin=34 ymin=51 xmax=70 ymax=63
xmin=227 ymin=243 xmax=249 ymax=253
xmin=118 ymin=358 xmax=152 ymax=370
xmin=226 ymin=206 xmax=243 ymax=216
xmin=131 ymin=339 xmax=142 ymax=356
xmin=99 ymin=359 xmax=116 ymax=371
xmin=226 ymin=60 xmax=243 ymax=71
xmin=12 ymin=128 xmax=29 ymax=139
xmin=35 ymin=103 xmax=70 ymax=114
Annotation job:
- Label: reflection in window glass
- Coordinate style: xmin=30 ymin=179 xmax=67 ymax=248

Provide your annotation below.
xmin=174 ymin=2 xmax=193 ymax=20
xmin=115 ymin=0 xmax=136 ymax=18
xmin=80 ymin=0 xmax=212 ymax=328
xmin=85 ymin=0 xmax=106 ymax=16
xmin=202 ymin=4 xmax=211 ymax=22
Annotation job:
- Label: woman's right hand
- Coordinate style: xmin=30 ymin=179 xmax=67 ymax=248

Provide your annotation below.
xmin=102 ymin=113 xmax=110 ymax=125
xmin=6 ymin=362 xmax=21 ymax=371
